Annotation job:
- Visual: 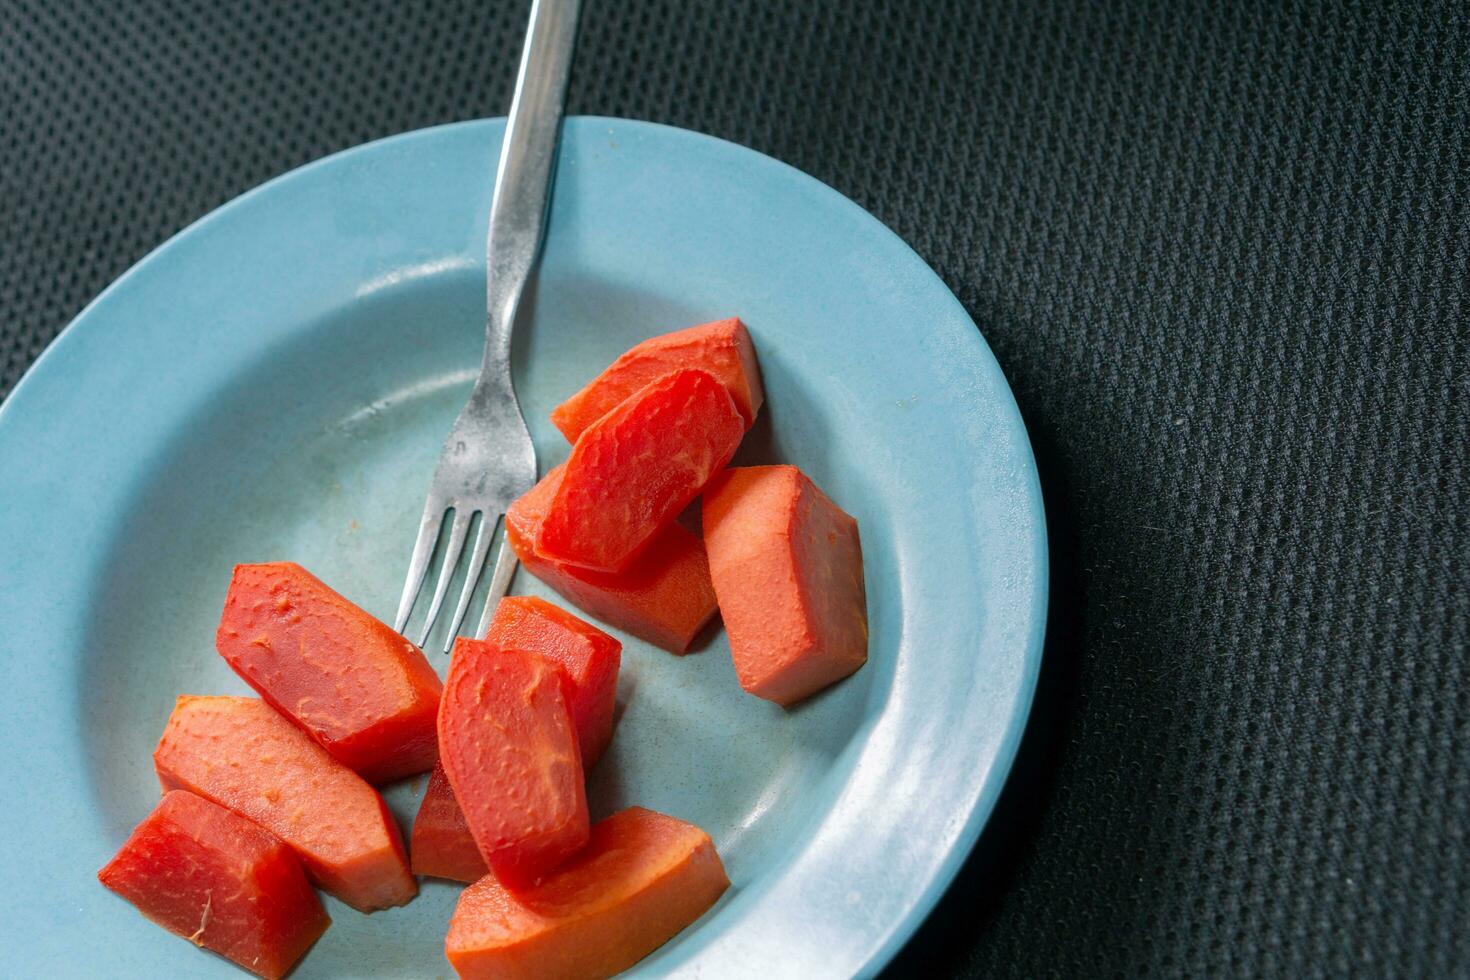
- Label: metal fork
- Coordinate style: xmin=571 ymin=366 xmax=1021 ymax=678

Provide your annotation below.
xmin=393 ymin=0 xmax=581 ymax=652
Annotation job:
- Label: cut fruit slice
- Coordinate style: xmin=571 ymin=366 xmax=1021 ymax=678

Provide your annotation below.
xmin=98 ymin=790 xmax=330 ymax=980
xmin=551 ymin=317 xmax=763 ymax=441
xmin=506 ymin=466 xmax=718 ymax=653
xmin=484 ymin=596 xmax=621 ymax=768
xmin=215 ymin=561 xmax=442 ymax=784
xmin=445 ymin=806 xmax=729 ymax=980
xmin=535 ymin=369 xmax=745 ymax=573
xmin=416 ymin=599 xmax=620 ymax=884
xmin=439 ymin=639 xmax=588 ymax=889
xmin=153 ymin=695 xmax=417 ymax=912
xmin=410 ymin=764 xmax=488 ymax=884
xmin=703 ymin=465 xmax=869 ymax=705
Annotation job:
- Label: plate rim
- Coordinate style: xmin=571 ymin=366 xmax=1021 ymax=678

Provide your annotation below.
xmin=0 ymin=115 xmax=1047 ymax=977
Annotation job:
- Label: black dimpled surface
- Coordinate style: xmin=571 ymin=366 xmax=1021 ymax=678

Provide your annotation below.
xmin=3 ymin=1 xmax=1468 ymax=976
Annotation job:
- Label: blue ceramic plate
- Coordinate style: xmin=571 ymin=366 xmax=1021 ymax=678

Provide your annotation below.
xmin=0 ymin=118 xmax=1045 ymax=978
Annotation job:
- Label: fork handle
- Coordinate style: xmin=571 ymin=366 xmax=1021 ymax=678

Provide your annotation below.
xmin=482 ymin=0 xmax=581 ymax=376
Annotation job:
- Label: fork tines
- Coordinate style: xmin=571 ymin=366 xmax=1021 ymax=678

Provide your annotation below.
xmin=394 ymin=503 xmax=517 ymax=653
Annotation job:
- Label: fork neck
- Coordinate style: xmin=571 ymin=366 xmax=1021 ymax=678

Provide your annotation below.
xmin=482 ymin=272 xmax=524 ymax=381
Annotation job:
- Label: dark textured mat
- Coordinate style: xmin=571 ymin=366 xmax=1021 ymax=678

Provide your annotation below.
xmin=4 ymin=1 xmax=1467 ymax=975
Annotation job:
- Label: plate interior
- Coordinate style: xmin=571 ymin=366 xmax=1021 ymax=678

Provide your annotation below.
xmin=85 ymin=267 xmax=879 ymax=975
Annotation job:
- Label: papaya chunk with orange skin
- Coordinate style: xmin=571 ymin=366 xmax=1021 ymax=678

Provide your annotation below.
xmin=445 ymin=806 xmax=730 ymax=980
xmin=551 ymin=317 xmax=763 ymax=442
xmin=507 ymin=465 xmax=718 ymax=653
xmin=439 ymin=639 xmax=589 ymax=890
xmin=99 ymin=791 xmax=330 ymax=980
xmin=484 ymin=596 xmax=621 ymax=768
xmin=411 ymin=764 xmax=488 ymax=884
xmin=703 ymin=465 xmax=869 ymax=705
xmin=215 ymin=562 xmax=442 ymax=784
xmin=153 ymin=696 xmax=417 ymax=912
xmin=535 ymin=369 xmax=746 ymax=573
